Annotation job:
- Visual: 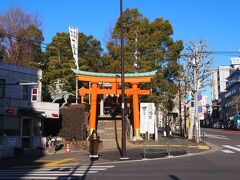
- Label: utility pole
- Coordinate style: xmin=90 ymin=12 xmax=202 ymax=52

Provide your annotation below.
xmin=120 ymin=0 xmax=127 ymax=159
xmin=179 ymin=80 xmax=182 ymax=136
xmin=193 ymin=48 xmax=200 ymax=143
xmin=178 ymin=59 xmax=183 ymax=136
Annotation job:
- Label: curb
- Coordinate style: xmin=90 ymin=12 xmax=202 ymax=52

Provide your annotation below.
xmin=82 ymin=141 xmax=215 ymax=166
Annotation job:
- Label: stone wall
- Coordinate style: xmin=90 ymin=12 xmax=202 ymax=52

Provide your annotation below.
xmin=59 ymin=104 xmax=89 ymax=140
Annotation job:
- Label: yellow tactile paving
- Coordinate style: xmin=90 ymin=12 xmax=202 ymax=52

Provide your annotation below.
xmin=42 ymin=158 xmax=75 ymax=167
xmin=188 ymin=145 xmax=210 ymax=150
xmin=144 ymin=144 xmax=210 ymax=150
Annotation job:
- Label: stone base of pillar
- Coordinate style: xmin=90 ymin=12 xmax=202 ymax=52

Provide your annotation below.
xmin=89 ymin=128 xmax=96 ymax=136
xmin=132 ymin=128 xmax=143 ymax=141
xmin=132 ymin=135 xmax=143 ymax=141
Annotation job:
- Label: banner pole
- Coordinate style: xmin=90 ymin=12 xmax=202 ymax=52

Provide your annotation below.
xmin=76 ymin=27 xmax=79 ymax=104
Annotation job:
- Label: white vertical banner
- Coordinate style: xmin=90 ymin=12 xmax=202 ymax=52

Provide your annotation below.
xmin=69 ymin=26 xmax=79 ymax=103
xmin=140 ymin=103 xmax=155 ymax=134
xmin=69 ymin=26 xmax=79 ymax=69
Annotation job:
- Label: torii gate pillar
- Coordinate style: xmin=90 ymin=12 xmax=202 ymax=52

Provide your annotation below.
xmin=89 ymin=82 xmax=98 ymax=133
xmin=132 ymin=83 xmax=141 ymax=139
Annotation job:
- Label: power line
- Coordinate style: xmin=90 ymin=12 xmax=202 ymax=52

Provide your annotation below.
xmin=2 ymin=31 xmax=240 ymax=57
xmin=205 ymin=51 xmax=240 ymax=57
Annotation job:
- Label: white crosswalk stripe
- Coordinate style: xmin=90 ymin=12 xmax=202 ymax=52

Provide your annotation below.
xmin=222 ymin=150 xmax=234 ymax=153
xmin=204 ymin=133 xmax=230 ymax=140
xmin=0 ymin=165 xmax=114 ymax=179
xmin=222 ymin=145 xmax=240 ymax=154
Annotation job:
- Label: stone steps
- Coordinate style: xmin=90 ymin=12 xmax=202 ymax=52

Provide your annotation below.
xmin=97 ymin=120 xmax=122 ymax=143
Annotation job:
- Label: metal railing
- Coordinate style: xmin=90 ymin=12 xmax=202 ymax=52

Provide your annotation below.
xmin=143 ymin=138 xmax=189 ymax=159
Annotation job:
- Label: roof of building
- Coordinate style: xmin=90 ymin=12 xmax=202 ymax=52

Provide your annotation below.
xmin=0 ymin=61 xmax=41 ymax=75
xmin=72 ymin=68 xmax=157 ymax=77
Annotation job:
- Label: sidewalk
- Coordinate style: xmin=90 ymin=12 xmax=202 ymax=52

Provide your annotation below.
xmin=0 ymin=134 xmax=211 ymax=168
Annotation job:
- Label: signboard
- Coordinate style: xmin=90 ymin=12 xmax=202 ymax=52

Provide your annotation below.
xmin=231 ymin=57 xmax=240 ymax=65
xmin=140 ymin=103 xmax=155 ymax=134
xmin=198 ymin=95 xmax=208 ymax=120
xmin=197 ymin=94 xmax=202 ymax=101
xmin=198 ymin=106 xmax=203 ymax=113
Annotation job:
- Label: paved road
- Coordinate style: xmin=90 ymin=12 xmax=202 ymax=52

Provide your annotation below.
xmin=85 ymin=128 xmax=240 ymax=180
xmin=1 ymin=128 xmax=239 ymax=179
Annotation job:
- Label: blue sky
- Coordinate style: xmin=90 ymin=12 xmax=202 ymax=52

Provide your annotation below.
xmin=1 ymin=0 xmax=240 ymax=101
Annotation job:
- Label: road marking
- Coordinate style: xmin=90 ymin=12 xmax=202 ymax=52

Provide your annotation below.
xmin=223 ymin=145 xmax=240 ymax=152
xmin=204 ymin=133 xmax=230 ymax=140
xmin=188 ymin=145 xmax=210 ymax=150
xmin=237 ymin=145 xmax=240 ymax=148
xmin=42 ymin=158 xmax=75 ymax=167
xmin=0 ymin=165 xmax=114 ymax=179
xmin=222 ymin=150 xmax=234 ymax=153
xmin=34 ymin=160 xmax=51 ymax=163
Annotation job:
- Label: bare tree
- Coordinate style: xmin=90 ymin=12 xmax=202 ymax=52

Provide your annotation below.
xmin=0 ymin=7 xmax=43 ymax=66
xmin=102 ymin=22 xmax=114 ymax=48
xmin=182 ymin=39 xmax=213 ymax=142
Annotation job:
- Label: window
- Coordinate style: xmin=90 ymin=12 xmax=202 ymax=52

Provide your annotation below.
xmin=2 ymin=116 xmax=20 ymax=136
xmin=0 ymin=79 xmax=5 ymax=98
xmin=33 ymin=118 xmax=42 ymax=136
xmin=0 ymin=116 xmax=3 ymax=145
xmin=23 ymin=85 xmax=29 ymax=100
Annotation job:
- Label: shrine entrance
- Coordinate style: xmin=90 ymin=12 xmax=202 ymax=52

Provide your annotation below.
xmin=72 ymin=69 xmax=157 ymax=139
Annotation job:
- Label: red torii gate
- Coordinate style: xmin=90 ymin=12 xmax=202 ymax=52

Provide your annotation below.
xmin=72 ymin=69 xmax=157 ymax=139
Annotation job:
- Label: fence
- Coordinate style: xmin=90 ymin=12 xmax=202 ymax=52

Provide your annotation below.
xmin=143 ymin=138 xmax=189 ymax=159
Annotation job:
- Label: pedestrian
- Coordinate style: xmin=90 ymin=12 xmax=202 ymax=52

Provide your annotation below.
xmin=88 ymin=130 xmax=101 ymax=161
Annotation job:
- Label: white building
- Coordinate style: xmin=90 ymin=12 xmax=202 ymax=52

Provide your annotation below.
xmin=0 ymin=62 xmax=59 ymax=158
xmin=211 ymin=65 xmax=231 ymax=122
xmin=211 ymin=66 xmax=230 ymax=101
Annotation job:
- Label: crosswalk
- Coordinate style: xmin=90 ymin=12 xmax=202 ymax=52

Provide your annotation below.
xmin=0 ymin=165 xmax=114 ymax=179
xmin=204 ymin=133 xmax=230 ymax=140
xmin=222 ymin=145 xmax=240 ymax=154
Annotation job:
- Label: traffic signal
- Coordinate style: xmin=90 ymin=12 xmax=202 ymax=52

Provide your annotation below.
xmin=31 ymin=88 xmax=38 ymax=102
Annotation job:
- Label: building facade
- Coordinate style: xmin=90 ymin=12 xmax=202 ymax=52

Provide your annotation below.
xmin=0 ymin=62 xmax=59 ymax=158
xmin=211 ymin=65 xmax=230 ymax=122
xmin=225 ymin=68 xmax=240 ymax=120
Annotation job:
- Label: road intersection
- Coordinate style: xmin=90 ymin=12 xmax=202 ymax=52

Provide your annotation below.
xmin=0 ymin=128 xmax=239 ymax=179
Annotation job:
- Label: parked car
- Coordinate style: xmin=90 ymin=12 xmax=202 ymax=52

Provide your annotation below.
xmin=228 ymin=115 xmax=240 ymax=130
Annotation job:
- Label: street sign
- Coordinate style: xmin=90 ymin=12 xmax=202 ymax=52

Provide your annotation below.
xmin=198 ymin=106 xmax=203 ymax=113
xmin=197 ymin=94 xmax=202 ymax=101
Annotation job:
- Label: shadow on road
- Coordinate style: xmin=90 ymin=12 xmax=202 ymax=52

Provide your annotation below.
xmin=55 ymin=160 xmax=94 ymax=180
xmin=169 ymin=174 xmax=181 ymax=180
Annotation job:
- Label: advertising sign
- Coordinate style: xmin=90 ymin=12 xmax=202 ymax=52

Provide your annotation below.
xmin=231 ymin=57 xmax=240 ymax=65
